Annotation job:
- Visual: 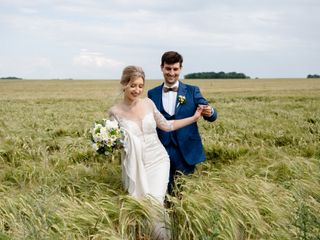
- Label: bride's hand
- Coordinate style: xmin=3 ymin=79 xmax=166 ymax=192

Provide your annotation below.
xmin=193 ymin=105 xmax=204 ymax=121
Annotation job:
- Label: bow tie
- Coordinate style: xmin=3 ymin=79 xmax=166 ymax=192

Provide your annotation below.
xmin=163 ymin=86 xmax=178 ymax=92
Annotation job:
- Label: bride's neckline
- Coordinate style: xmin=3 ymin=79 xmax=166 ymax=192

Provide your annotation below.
xmin=121 ymin=112 xmax=152 ymax=122
xmin=120 ymin=112 xmax=153 ymax=132
xmin=116 ymin=98 xmax=150 ymax=122
xmin=121 ymin=98 xmax=140 ymax=109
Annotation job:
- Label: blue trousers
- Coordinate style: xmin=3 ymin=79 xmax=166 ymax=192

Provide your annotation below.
xmin=166 ymin=144 xmax=195 ymax=194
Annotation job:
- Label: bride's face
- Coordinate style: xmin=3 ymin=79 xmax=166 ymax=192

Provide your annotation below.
xmin=124 ymin=77 xmax=144 ymax=101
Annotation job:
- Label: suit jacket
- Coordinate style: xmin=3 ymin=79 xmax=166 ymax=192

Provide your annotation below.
xmin=148 ymin=81 xmax=217 ymax=166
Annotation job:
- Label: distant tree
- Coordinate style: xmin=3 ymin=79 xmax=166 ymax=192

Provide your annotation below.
xmin=184 ymin=71 xmax=250 ymax=79
xmin=0 ymin=76 xmax=22 ymax=80
xmin=307 ymin=74 xmax=320 ymax=78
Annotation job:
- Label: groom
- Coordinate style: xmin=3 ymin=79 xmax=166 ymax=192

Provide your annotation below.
xmin=148 ymin=51 xmax=218 ymax=193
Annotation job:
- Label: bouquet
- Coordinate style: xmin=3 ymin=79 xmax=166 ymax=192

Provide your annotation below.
xmin=90 ymin=118 xmax=125 ymax=155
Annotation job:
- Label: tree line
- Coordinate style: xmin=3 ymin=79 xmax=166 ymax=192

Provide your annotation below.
xmin=307 ymin=74 xmax=320 ymax=78
xmin=0 ymin=77 xmax=22 ymax=80
xmin=184 ymin=71 xmax=250 ymax=79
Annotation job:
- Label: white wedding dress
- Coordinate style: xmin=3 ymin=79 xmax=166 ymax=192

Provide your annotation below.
xmin=109 ymin=98 xmax=172 ymax=239
xmin=109 ymin=98 xmax=173 ymax=203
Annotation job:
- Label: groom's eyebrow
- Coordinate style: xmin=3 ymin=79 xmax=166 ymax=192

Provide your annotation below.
xmin=165 ymin=66 xmax=179 ymax=71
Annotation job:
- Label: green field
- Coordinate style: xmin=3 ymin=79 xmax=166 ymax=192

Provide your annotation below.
xmin=0 ymin=79 xmax=319 ymax=239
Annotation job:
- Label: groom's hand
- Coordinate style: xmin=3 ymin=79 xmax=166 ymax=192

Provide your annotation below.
xmin=199 ymin=105 xmax=213 ymax=117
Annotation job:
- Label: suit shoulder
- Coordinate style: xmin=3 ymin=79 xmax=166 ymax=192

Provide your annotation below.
xmin=182 ymin=83 xmax=200 ymax=92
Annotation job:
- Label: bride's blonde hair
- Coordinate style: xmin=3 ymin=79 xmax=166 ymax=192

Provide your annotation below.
xmin=120 ymin=65 xmax=145 ymax=86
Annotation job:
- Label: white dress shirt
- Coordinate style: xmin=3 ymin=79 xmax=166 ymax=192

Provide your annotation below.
xmin=162 ymin=81 xmax=179 ymax=116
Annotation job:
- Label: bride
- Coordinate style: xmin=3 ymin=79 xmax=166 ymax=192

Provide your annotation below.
xmin=109 ymin=65 xmax=203 ymax=239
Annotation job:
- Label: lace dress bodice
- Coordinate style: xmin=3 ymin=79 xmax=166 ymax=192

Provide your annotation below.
xmin=109 ymin=98 xmax=173 ymax=135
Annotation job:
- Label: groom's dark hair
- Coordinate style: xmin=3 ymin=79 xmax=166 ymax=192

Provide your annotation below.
xmin=161 ymin=51 xmax=183 ymax=67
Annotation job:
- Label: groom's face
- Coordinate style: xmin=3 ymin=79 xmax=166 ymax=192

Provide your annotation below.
xmin=161 ymin=62 xmax=182 ymax=86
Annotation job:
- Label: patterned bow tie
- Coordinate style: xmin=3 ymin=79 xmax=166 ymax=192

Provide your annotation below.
xmin=163 ymin=86 xmax=178 ymax=92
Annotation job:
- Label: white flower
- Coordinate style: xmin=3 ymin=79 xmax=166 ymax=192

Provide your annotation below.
xmin=106 ymin=139 xmax=114 ymax=147
xmin=100 ymin=126 xmax=107 ymax=135
xmin=93 ymin=133 xmax=102 ymax=143
xmin=92 ymin=143 xmax=99 ymax=151
xmin=110 ymin=134 xmax=117 ymax=142
xmin=105 ymin=119 xmax=119 ymax=129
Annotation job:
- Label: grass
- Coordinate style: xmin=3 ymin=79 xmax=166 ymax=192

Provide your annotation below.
xmin=0 ymin=78 xmax=319 ymax=239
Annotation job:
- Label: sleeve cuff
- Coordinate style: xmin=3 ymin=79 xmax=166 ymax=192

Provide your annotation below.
xmin=210 ymin=107 xmax=214 ymax=117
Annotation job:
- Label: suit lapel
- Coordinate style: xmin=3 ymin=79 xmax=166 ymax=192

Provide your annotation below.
xmin=155 ymin=83 xmax=164 ymax=112
xmin=175 ymin=81 xmax=187 ymax=116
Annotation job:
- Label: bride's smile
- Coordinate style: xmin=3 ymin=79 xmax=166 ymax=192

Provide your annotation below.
xmin=124 ymin=77 xmax=144 ymax=103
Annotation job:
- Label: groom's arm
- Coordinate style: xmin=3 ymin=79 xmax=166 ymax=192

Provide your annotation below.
xmin=193 ymin=86 xmax=217 ymax=122
xmin=203 ymin=106 xmax=218 ymax=122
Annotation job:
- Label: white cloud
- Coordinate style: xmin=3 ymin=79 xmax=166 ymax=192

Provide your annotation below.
xmin=73 ymin=49 xmax=124 ymax=68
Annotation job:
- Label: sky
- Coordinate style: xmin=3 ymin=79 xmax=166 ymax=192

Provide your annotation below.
xmin=0 ymin=0 xmax=319 ymax=79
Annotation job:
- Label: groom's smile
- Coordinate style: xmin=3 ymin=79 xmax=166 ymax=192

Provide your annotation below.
xmin=161 ymin=62 xmax=182 ymax=86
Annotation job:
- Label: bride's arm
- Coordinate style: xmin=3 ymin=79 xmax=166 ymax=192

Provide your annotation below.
xmin=151 ymin=100 xmax=203 ymax=132
xmin=107 ymin=107 xmax=120 ymax=122
xmin=107 ymin=108 xmax=115 ymax=119
xmin=172 ymin=108 xmax=202 ymax=130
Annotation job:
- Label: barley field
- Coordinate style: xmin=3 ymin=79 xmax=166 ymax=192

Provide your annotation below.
xmin=0 ymin=78 xmax=319 ymax=240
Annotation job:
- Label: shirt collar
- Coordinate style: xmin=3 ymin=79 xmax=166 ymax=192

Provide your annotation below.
xmin=164 ymin=81 xmax=179 ymax=89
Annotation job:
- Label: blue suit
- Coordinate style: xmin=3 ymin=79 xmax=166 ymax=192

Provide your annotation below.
xmin=148 ymin=81 xmax=217 ymax=190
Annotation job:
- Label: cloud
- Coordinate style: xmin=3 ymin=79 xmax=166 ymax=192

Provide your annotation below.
xmin=0 ymin=1 xmax=291 ymax=52
xmin=1 ymin=0 xmax=319 ymax=78
xmin=73 ymin=49 xmax=124 ymax=68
